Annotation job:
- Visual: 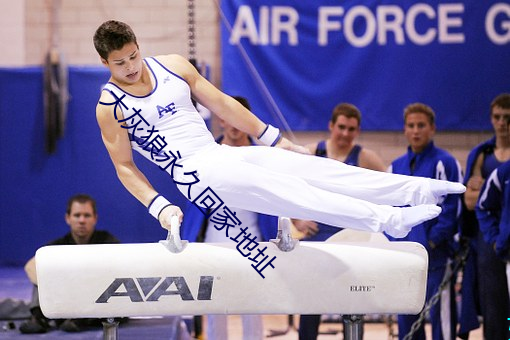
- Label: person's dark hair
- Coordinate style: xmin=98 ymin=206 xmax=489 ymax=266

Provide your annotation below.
xmin=93 ymin=20 xmax=138 ymax=60
xmin=331 ymin=103 xmax=361 ymax=126
xmin=66 ymin=194 xmax=97 ymax=215
xmin=403 ymin=103 xmax=435 ymax=125
xmin=490 ymin=93 xmax=510 ymax=113
xmin=233 ymin=96 xmax=251 ymax=111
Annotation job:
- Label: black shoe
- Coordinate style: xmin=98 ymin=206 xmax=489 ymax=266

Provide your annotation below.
xmin=59 ymin=319 xmax=81 ymax=332
xmin=19 ymin=317 xmax=49 ymax=334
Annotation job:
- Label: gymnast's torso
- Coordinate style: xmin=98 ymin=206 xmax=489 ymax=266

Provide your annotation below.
xmin=101 ymin=57 xmax=217 ymax=167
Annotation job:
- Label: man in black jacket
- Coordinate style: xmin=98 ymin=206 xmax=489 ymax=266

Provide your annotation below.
xmin=19 ymin=194 xmax=120 ymax=334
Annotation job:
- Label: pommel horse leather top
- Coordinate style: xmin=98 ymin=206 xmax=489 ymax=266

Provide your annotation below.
xmin=36 ymin=222 xmax=428 ymax=319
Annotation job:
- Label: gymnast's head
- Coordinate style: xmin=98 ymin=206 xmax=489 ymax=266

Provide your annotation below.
xmin=93 ymin=20 xmax=138 ymax=61
xmin=94 ymin=20 xmax=143 ymax=84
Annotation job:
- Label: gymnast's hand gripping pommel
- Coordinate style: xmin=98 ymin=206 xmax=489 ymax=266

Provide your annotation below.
xmin=159 ymin=215 xmax=188 ymax=253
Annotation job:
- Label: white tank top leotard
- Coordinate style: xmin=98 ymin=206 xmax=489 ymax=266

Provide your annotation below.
xmin=101 ymin=57 xmax=216 ymax=167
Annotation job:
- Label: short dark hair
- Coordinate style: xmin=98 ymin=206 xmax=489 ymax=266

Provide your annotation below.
xmin=403 ymin=103 xmax=435 ymax=125
xmin=66 ymin=194 xmax=97 ymax=215
xmin=93 ymin=20 xmax=138 ymax=60
xmin=490 ymin=93 xmax=510 ymax=113
xmin=232 ymin=96 xmax=251 ymax=110
xmin=331 ymin=103 xmax=361 ymax=126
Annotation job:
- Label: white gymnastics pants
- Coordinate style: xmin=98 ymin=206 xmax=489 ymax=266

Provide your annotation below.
xmin=174 ymin=144 xmax=437 ymax=234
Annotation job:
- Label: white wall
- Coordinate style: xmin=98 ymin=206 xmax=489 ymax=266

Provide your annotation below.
xmin=0 ymin=0 xmax=220 ymax=84
xmin=0 ymin=0 xmax=25 ymax=66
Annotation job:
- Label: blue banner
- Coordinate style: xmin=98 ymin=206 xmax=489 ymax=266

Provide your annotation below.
xmin=221 ymin=1 xmax=510 ymax=131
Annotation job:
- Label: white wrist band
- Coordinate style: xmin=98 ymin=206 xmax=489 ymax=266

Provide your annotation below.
xmin=148 ymin=194 xmax=172 ymax=220
xmin=258 ymin=124 xmax=282 ymax=146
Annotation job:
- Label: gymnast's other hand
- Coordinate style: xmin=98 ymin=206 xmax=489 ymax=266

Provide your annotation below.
xmin=158 ymin=205 xmax=184 ymax=231
xmin=276 ymin=137 xmax=311 ymax=155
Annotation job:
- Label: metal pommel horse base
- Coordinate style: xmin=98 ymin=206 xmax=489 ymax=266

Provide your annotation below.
xmin=35 ymin=218 xmax=428 ymax=340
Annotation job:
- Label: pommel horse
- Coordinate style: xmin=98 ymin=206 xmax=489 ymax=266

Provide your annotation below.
xmin=36 ymin=217 xmax=428 ymax=339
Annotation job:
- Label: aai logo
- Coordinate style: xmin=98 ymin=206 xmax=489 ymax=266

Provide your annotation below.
xmin=96 ymin=276 xmax=214 ymax=303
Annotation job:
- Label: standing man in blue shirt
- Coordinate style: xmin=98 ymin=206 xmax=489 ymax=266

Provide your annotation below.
xmin=388 ymin=103 xmax=462 ymax=340
xmin=296 ymin=103 xmax=386 ymax=340
xmin=477 ymin=160 xmax=510 ymax=262
xmin=294 ymin=102 xmax=387 ymax=241
xmin=460 ymin=93 xmax=510 ymax=340
xmin=474 ymin=114 xmax=510 ymax=340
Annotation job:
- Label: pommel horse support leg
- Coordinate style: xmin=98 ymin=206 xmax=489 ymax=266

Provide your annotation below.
xmin=36 ymin=225 xmax=428 ymax=340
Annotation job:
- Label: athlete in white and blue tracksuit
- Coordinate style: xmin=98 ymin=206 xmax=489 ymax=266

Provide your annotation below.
xmin=388 ymin=141 xmax=462 ymax=340
xmin=477 ymin=160 xmax=510 ymax=260
xmin=475 ymin=160 xmax=510 ymax=340
xmin=461 ymin=136 xmax=510 ymax=340
xmin=457 ymin=138 xmax=496 ymax=338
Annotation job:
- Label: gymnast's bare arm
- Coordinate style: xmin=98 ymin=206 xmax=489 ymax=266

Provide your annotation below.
xmin=96 ymin=91 xmax=183 ymax=229
xmin=158 ymin=54 xmax=309 ymax=154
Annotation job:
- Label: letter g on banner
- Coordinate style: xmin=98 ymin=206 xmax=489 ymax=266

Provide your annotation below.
xmin=486 ymin=3 xmax=510 ymax=44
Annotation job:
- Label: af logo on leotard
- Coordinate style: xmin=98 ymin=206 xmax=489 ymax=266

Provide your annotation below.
xmin=156 ymin=102 xmax=177 ymax=118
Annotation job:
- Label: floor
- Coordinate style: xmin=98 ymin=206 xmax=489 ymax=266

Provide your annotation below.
xmin=1 ymin=314 xmax=485 ymax=339
xmin=0 ymin=266 xmax=484 ymax=339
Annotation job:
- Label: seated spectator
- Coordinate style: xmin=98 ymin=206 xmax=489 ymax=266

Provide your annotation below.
xmin=19 ymin=194 xmax=120 ymax=334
